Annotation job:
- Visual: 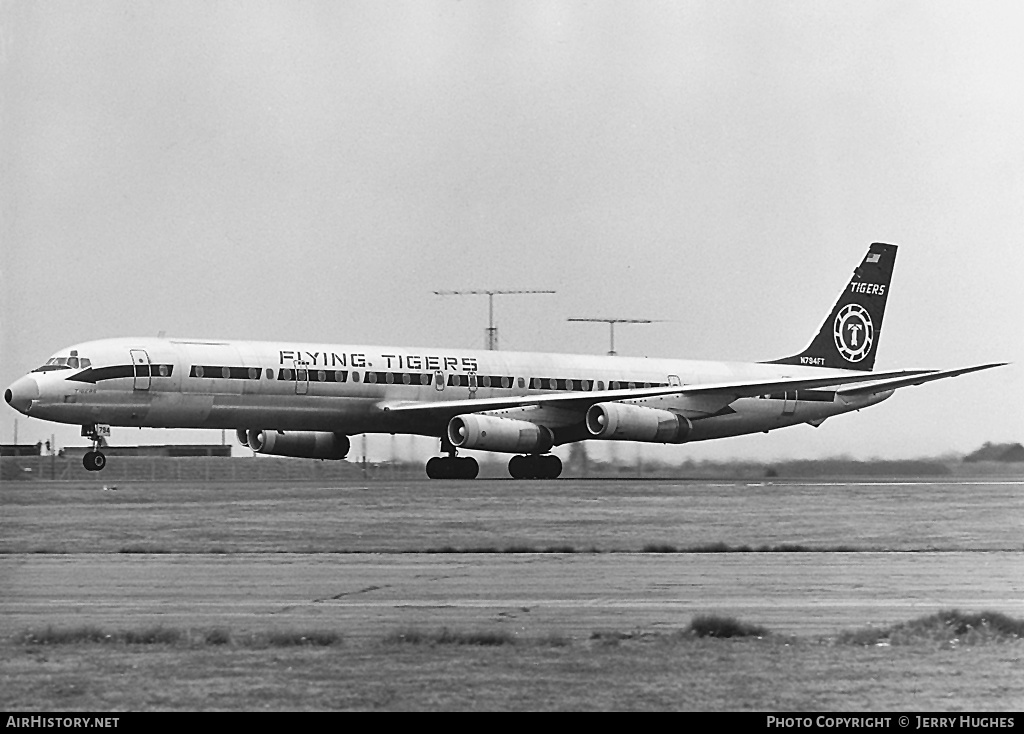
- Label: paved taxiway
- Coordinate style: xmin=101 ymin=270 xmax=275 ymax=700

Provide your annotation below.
xmin=3 ymin=476 xmax=1022 ymax=639
xmin=3 ymin=550 xmax=1021 ymax=638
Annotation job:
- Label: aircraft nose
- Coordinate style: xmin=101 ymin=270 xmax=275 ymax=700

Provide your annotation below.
xmin=5 ymin=375 xmax=39 ymax=415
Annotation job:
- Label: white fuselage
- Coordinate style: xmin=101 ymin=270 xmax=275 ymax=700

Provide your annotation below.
xmin=8 ymin=336 xmax=887 ymax=447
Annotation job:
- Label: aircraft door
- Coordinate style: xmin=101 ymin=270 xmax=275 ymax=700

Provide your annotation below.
xmin=130 ymin=349 xmax=151 ymax=391
xmin=434 ymin=369 xmax=445 ymax=392
xmin=782 ymin=391 xmax=797 ymax=416
xmin=294 ymin=360 xmax=309 ymax=395
xmin=468 ymin=371 xmax=478 ymax=397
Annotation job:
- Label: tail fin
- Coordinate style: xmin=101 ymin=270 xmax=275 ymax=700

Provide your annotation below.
xmin=767 ymin=243 xmax=897 ymax=371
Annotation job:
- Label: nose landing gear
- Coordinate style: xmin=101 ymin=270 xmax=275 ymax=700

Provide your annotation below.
xmin=81 ymin=424 xmax=110 ymax=472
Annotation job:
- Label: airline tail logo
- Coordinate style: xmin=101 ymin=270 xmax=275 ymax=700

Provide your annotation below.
xmin=764 ymin=242 xmax=896 ymax=371
xmin=834 ymin=304 xmax=874 ymax=363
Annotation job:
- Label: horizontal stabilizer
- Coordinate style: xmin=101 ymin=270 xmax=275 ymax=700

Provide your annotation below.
xmin=835 ymin=363 xmax=1008 ymax=397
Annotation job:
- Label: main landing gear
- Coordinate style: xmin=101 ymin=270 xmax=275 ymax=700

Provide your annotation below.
xmin=424 ymin=439 xmax=562 ymax=480
xmin=508 ymin=454 xmax=562 ymax=480
xmin=425 ymin=455 xmax=479 ymax=479
xmin=82 ymin=424 xmax=109 ymax=472
xmin=425 ymin=437 xmax=479 ymax=479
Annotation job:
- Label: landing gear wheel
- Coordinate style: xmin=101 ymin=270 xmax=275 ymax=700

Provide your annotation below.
xmin=509 ymin=454 xmax=527 ymax=479
xmin=425 ymin=456 xmax=478 ymax=480
xmin=81 ymin=424 xmax=110 ymax=472
xmin=508 ymin=454 xmax=561 ymax=480
xmin=83 ymin=451 xmax=107 ymax=472
xmin=542 ymin=454 xmax=562 ymax=479
xmin=457 ymin=456 xmax=479 ymax=479
xmin=426 ymin=456 xmax=442 ymax=479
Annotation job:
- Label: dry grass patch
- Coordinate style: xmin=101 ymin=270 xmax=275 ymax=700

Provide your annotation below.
xmin=837 ymin=609 xmax=1024 ymax=647
xmin=383 ymin=627 xmax=516 ymax=646
xmin=688 ymin=615 xmax=770 ymax=639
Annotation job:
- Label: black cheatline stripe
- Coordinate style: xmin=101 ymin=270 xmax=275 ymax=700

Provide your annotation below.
xmin=68 ymin=364 xmax=175 ymax=383
xmin=478 ymin=374 xmax=510 ymax=388
xmin=277 ymin=368 xmax=349 ymax=383
xmin=91 ymin=365 xmax=135 ymax=381
xmin=527 ymin=378 xmax=670 ymax=391
xmin=189 ymin=365 xmax=267 ymax=380
xmin=134 ymin=364 xmax=175 ymax=378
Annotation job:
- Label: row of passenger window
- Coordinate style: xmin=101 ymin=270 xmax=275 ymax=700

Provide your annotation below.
xmin=191 ymin=365 xmax=351 ymax=382
xmin=189 ymin=364 xmax=669 ymax=391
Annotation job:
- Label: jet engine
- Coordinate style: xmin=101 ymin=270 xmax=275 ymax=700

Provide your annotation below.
xmin=241 ymin=429 xmax=351 ymax=460
xmin=447 ymin=414 xmax=554 ymax=454
xmin=585 ymin=402 xmax=692 ymax=443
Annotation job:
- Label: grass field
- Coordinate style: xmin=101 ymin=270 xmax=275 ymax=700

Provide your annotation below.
xmin=2 ymin=477 xmax=1022 ymax=553
xmin=2 ymin=477 xmax=1022 ymax=710
xmin=2 ymin=615 xmax=1022 ymax=711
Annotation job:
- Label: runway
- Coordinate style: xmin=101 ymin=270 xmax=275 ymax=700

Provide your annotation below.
xmin=2 ymin=477 xmax=1022 ymax=640
xmin=3 ymin=551 xmax=1021 ymax=639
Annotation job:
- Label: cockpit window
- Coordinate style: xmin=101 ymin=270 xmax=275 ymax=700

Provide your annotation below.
xmin=32 ymin=356 xmax=91 ymax=373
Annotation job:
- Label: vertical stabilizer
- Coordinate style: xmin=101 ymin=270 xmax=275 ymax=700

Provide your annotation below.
xmin=768 ymin=243 xmax=897 ymax=371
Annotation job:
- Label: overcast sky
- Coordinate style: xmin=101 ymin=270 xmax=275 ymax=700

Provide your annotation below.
xmin=2 ymin=0 xmax=1021 ymax=463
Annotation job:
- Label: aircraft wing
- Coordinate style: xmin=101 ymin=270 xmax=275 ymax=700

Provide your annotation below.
xmin=380 ymin=367 xmax=941 ymax=419
xmin=834 ymin=363 xmax=1008 ymax=397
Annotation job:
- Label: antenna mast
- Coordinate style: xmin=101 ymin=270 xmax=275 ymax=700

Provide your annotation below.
xmin=567 ymin=318 xmax=658 ymax=356
xmin=435 ymin=289 xmax=556 ymax=350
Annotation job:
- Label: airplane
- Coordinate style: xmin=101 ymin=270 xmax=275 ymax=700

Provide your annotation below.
xmin=4 ymin=243 xmax=1005 ymax=479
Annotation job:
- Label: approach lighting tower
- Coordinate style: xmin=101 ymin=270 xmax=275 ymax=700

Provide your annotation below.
xmin=567 ymin=318 xmax=658 ymax=356
xmin=434 ymin=290 xmax=556 ymax=350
